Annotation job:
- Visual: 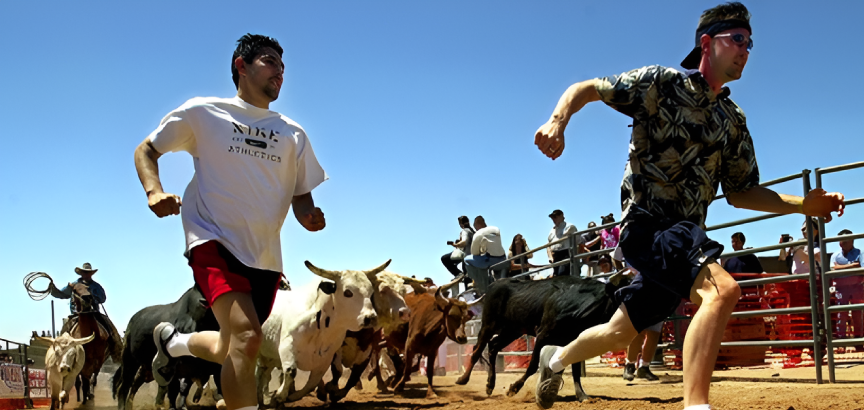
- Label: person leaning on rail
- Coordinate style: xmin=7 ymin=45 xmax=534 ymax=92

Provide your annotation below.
xmin=530 ymin=3 xmax=845 ymax=410
xmin=546 ymin=209 xmax=585 ymax=277
xmin=830 ymin=229 xmax=864 ymax=340
xmin=508 ymin=233 xmax=541 ymax=278
xmin=779 ymin=219 xmax=822 ymax=275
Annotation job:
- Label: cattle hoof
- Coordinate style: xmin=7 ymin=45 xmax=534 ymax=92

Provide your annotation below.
xmin=486 ymin=386 xmax=493 ymax=396
xmin=216 ymin=399 xmax=227 ymax=410
xmin=315 ymin=388 xmax=328 ymax=403
xmin=454 ymin=375 xmax=469 ymax=385
xmin=576 ymin=393 xmax=590 ymax=402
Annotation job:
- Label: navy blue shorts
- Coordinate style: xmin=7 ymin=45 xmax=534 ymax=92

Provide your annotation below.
xmin=614 ymin=218 xmax=724 ymax=332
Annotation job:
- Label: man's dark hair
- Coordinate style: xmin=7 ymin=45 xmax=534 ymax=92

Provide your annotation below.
xmin=731 ymin=232 xmax=746 ymax=244
xmin=231 ymin=34 xmax=283 ymax=89
xmin=699 ymin=2 xmax=751 ymax=28
xmin=839 ymin=229 xmax=854 ymax=236
xmin=458 ymin=215 xmax=469 ymax=227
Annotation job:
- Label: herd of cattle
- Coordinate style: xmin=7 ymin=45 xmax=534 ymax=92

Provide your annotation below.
xmin=36 ymin=261 xmax=631 ymax=410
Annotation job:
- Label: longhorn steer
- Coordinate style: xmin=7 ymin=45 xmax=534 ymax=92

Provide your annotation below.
xmin=256 ymin=260 xmax=388 ymax=406
xmin=317 ymin=270 xmax=426 ymax=402
xmin=39 ymin=332 xmax=95 ymax=410
xmin=454 ymin=275 xmax=627 ymax=401
xmin=383 ymin=276 xmax=481 ymax=399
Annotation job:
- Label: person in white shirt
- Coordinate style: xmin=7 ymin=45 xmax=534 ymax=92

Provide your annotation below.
xmin=466 ymin=216 xmax=506 ymax=268
xmin=463 ymin=216 xmax=505 ymax=293
xmin=779 ymin=220 xmax=821 ymax=275
xmin=546 ymin=209 xmax=583 ymax=276
xmin=133 ymin=34 xmax=327 ymax=410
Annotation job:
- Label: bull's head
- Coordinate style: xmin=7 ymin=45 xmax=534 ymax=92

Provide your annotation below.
xmin=434 ymin=275 xmax=483 ymax=344
xmin=305 ymin=260 xmax=391 ymax=332
xmin=369 ymin=272 xmax=426 ymax=331
xmin=40 ymin=332 xmax=95 ymax=374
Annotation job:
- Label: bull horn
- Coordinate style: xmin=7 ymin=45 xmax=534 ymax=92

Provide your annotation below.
xmin=363 ymin=260 xmax=392 ymax=279
xmin=434 ymin=286 xmax=449 ymax=307
xmin=399 ymin=275 xmax=427 ymax=285
xmin=466 ymin=294 xmax=486 ymax=308
xmin=304 ymin=261 xmax=341 ymax=282
xmin=438 ymin=274 xmax=464 ymax=296
xmin=71 ymin=333 xmax=96 ymax=345
xmin=34 ymin=336 xmax=54 ymax=345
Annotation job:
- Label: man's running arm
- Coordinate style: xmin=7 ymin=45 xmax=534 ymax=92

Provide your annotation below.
xmin=726 ymin=186 xmax=845 ymax=222
xmin=535 ymin=79 xmax=602 ymax=160
xmin=134 ymin=139 xmax=182 ymax=217
xmin=292 ymin=192 xmax=326 ymax=232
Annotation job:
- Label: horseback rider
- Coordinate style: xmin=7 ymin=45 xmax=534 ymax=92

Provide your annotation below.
xmin=48 ymin=262 xmax=124 ymax=362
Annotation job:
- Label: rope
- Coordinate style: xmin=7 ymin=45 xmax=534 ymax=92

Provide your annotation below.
xmin=23 ymin=272 xmax=54 ymax=301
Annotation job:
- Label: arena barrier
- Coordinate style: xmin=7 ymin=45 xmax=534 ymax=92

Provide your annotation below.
xmin=452 ymin=162 xmax=863 ymax=384
xmin=0 ymin=338 xmax=36 ymax=409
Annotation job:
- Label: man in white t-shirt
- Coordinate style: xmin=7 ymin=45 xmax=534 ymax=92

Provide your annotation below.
xmin=133 ymin=34 xmax=327 ymax=410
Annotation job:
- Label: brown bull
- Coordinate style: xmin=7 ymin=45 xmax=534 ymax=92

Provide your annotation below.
xmin=383 ymin=276 xmax=482 ymax=399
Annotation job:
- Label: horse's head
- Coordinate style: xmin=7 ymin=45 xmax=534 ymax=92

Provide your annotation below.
xmin=71 ymin=283 xmax=95 ymax=313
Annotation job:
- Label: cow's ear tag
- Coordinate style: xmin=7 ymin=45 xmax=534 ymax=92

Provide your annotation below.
xmin=318 ymin=281 xmax=337 ymax=295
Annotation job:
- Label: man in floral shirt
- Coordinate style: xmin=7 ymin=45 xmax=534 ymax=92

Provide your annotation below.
xmin=530 ymin=3 xmax=846 ymax=410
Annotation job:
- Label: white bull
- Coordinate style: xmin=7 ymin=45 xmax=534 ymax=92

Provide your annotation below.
xmin=256 ymin=259 xmax=390 ymax=406
xmin=37 ymin=332 xmax=95 ymax=410
xmin=318 ymin=270 xmax=427 ymax=402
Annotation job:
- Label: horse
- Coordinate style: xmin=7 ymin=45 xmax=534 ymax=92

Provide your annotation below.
xmin=64 ymin=283 xmax=110 ymax=405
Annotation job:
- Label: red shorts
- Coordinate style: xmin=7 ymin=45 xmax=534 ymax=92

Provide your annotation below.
xmin=189 ymin=241 xmax=282 ymax=323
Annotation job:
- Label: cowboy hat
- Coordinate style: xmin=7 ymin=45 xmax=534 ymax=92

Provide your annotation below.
xmin=75 ymin=262 xmax=98 ymax=275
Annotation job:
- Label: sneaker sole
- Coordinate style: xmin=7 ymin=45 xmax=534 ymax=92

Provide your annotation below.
xmin=151 ymin=323 xmax=174 ymax=387
xmin=534 ymin=345 xmax=563 ymax=409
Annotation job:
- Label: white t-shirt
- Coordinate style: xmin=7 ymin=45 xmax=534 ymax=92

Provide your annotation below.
xmin=548 ymin=222 xmax=580 ymax=252
xmin=148 ymin=96 xmax=328 ymax=272
xmin=471 ymin=226 xmax=505 ymax=257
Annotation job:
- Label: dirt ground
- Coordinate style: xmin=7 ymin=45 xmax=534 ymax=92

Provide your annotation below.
xmin=43 ymin=364 xmax=864 ymax=410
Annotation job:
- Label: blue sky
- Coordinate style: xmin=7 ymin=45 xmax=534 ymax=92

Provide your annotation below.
xmin=1 ymin=1 xmax=862 ymax=345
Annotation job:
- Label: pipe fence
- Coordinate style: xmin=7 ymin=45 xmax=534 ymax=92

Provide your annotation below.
xmin=459 ymin=162 xmax=863 ymax=383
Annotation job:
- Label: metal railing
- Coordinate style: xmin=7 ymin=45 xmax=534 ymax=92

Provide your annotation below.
xmin=458 ymin=163 xmax=862 ymax=382
xmin=815 ymin=161 xmax=864 ymax=383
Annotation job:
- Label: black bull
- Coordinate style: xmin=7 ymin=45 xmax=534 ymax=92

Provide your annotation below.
xmin=112 ymin=287 xmax=223 ymax=410
xmin=455 ymin=275 xmax=629 ymax=401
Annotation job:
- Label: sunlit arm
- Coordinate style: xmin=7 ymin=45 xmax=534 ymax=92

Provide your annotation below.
xmin=726 ymin=186 xmax=802 ymax=215
xmin=548 ymin=79 xmax=602 ymax=128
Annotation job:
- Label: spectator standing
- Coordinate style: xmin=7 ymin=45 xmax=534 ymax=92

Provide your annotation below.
xmin=441 ymin=215 xmax=475 ymax=280
xmin=722 ymin=232 xmax=763 ymax=274
xmin=508 ymin=234 xmax=538 ymax=278
xmin=830 ymin=229 xmax=864 ymax=339
xmin=465 ymin=216 xmax=506 ymax=292
xmin=582 ymin=222 xmax=602 ymax=276
xmin=600 ymin=214 xmax=623 ymax=270
xmin=547 ymin=210 xmax=582 ymax=277
xmin=779 ymin=220 xmax=821 ymax=274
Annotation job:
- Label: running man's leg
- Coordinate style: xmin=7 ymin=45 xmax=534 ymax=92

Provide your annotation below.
xmin=553 ymin=305 xmax=639 ymax=367
xmin=683 ymin=262 xmax=741 ymax=407
xmin=535 ymin=305 xmax=638 ymax=408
